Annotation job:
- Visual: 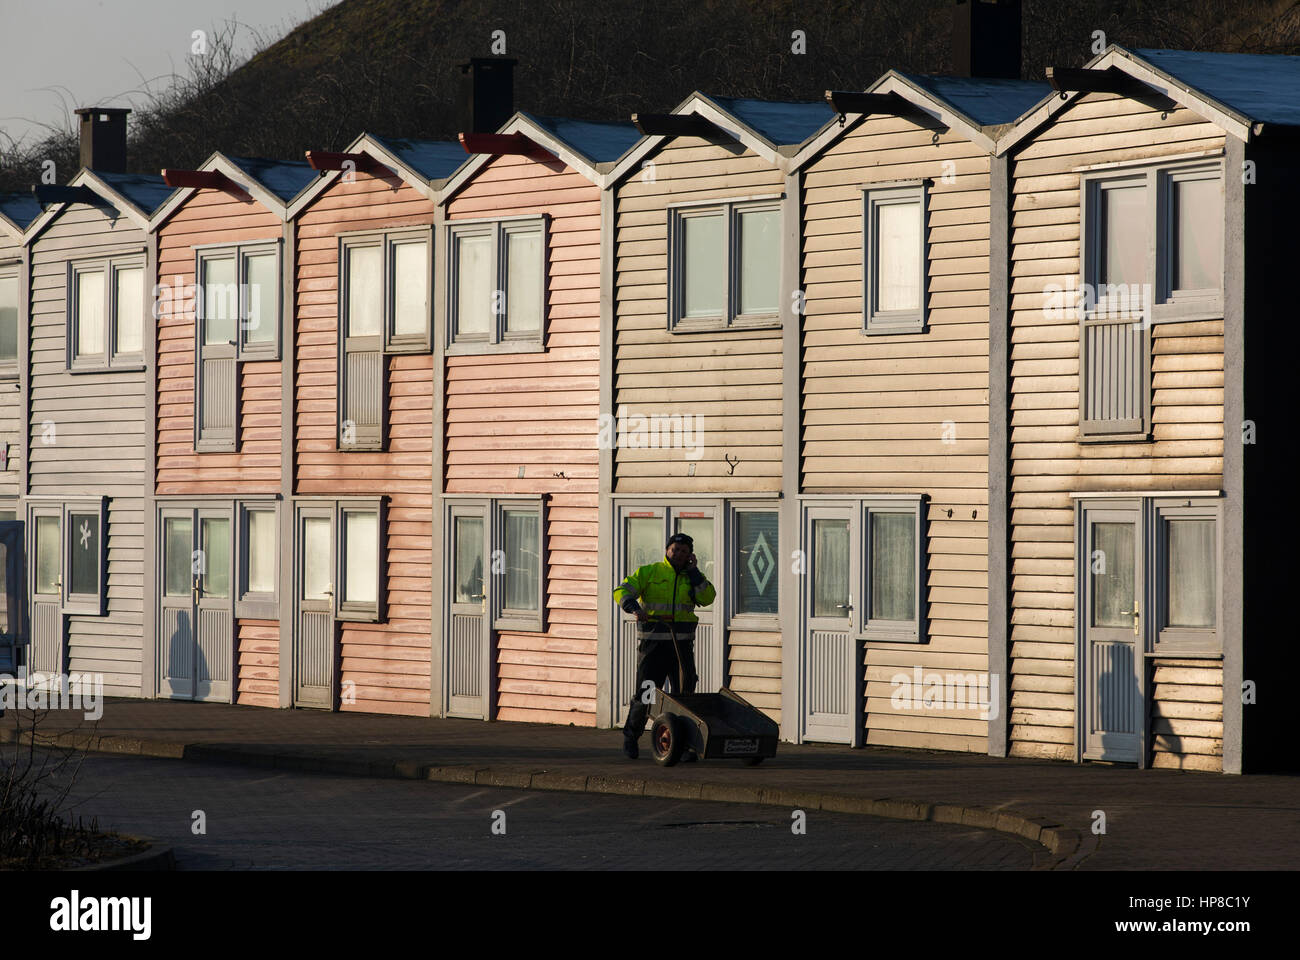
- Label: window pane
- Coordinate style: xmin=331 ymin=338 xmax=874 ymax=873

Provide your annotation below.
xmin=674 ymin=517 xmax=714 ymax=583
xmin=455 ymin=233 xmax=492 ymax=337
xmin=735 ymin=511 xmax=778 ymax=616
xmin=1168 ymin=519 xmax=1215 ymax=628
xmin=738 ymin=208 xmax=779 ymax=315
xmin=624 ymin=517 xmax=662 ymax=573
xmin=1092 ymin=522 xmax=1135 ymax=628
xmin=346 ymin=245 xmax=381 ymax=338
xmin=505 ymin=229 xmax=542 ymax=334
xmin=392 ymin=241 xmax=428 ymax=337
xmin=35 ymin=516 xmax=59 ymax=595
xmin=682 ymin=213 xmax=724 ymax=318
xmin=1173 ymin=177 xmax=1221 ymax=292
xmin=453 ymin=515 xmax=484 ymax=603
xmin=811 ymin=518 xmax=849 ymax=619
xmin=302 ymin=517 xmax=331 ymax=601
xmin=0 ymin=275 xmax=18 ymax=362
xmin=243 ymin=252 xmax=278 ymax=344
xmin=113 ymin=266 xmax=143 ymax=354
xmin=869 ymin=512 xmax=915 ymax=622
xmin=68 ymin=512 xmax=99 ymax=597
xmin=0 ymin=540 xmax=8 ymax=634
xmin=164 ymin=517 xmax=192 ymax=598
xmin=201 ymin=517 xmax=230 ymax=599
xmin=76 ymin=270 xmax=105 ymax=357
xmin=344 ymin=511 xmax=378 ymax=604
xmin=202 ymin=257 xmax=237 ymax=345
xmin=503 ymin=509 xmax=539 ymax=612
xmin=1100 ymin=184 xmax=1146 ymax=289
xmin=246 ymin=510 xmax=276 ymax=594
xmin=875 ymin=199 xmax=921 ymax=313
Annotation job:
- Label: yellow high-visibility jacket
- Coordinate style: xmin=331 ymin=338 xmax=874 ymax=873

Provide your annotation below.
xmin=613 ymin=557 xmax=716 ymax=624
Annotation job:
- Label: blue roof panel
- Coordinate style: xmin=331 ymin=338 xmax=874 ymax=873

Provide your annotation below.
xmin=0 ymin=193 xmax=43 ymax=230
xmin=705 ymin=96 xmax=836 ymax=146
xmin=94 ymin=172 xmax=175 ymax=215
xmin=227 ymin=156 xmax=318 ymax=202
xmin=524 ymin=114 xmax=642 ymax=163
xmin=899 ymin=74 xmax=1052 ymax=126
xmin=1131 ymin=48 xmax=1300 ymax=128
xmin=370 ymin=137 xmax=468 ymax=182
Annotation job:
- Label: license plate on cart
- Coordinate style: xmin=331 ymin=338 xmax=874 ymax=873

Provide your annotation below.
xmin=723 ymin=738 xmax=759 ymax=755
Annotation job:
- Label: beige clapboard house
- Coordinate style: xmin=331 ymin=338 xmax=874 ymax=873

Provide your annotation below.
xmin=787 ymin=73 xmax=1047 ymax=751
xmin=995 ymin=46 xmax=1298 ymax=773
xmin=599 ymin=95 xmax=834 ymax=730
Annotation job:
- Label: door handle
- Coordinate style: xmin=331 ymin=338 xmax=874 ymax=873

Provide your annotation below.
xmin=1133 ymin=600 xmax=1140 ymax=637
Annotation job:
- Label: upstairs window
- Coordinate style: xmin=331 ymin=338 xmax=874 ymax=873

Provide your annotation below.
xmin=447 ymin=217 xmax=547 ymax=351
xmin=68 ymin=256 xmax=144 ymax=371
xmin=669 ymin=200 xmax=779 ymax=330
xmin=0 ymin=266 xmax=18 ymax=377
xmin=863 ymin=184 xmax=927 ymax=334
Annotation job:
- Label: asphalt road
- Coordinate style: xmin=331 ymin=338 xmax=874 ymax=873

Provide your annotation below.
xmin=40 ymin=752 xmax=1039 ymax=870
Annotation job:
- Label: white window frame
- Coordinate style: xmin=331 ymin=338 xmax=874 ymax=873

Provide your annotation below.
xmin=335 ymin=497 xmax=385 ymax=623
xmin=445 ymin=215 xmax=548 ymax=354
xmin=1148 ymin=498 xmax=1220 ymax=655
xmin=667 ymin=197 xmax=782 ymax=332
xmin=726 ymin=502 xmax=780 ymax=632
xmin=67 ymin=255 xmax=145 ymax=372
xmin=491 ymin=497 xmax=546 ymax=633
xmin=863 ymin=182 xmax=928 ymax=334
xmin=61 ymin=497 xmax=108 ymax=616
xmin=235 ymin=500 xmax=279 ymax=619
xmin=0 ymin=261 xmax=20 ymax=379
xmin=858 ymin=496 xmax=925 ymax=644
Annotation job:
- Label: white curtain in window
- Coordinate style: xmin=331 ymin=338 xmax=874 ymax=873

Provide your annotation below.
xmin=0 ymin=275 xmax=17 ymax=361
xmin=1092 ymin=521 xmax=1135 ymax=627
xmin=454 ymin=516 xmax=484 ymax=602
xmin=202 ymin=257 xmax=237 ymax=345
xmin=392 ymin=241 xmax=428 ymax=337
xmin=812 ymin=519 xmax=849 ymax=618
xmin=247 ymin=510 xmax=276 ymax=594
xmin=1173 ymin=177 xmax=1222 ymax=292
xmin=202 ymin=517 xmax=231 ymax=599
xmin=346 ymin=246 xmax=382 ymax=338
xmin=738 ymin=208 xmax=779 ymax=315
xmin=113 ymin=266 xmax=143 ymax=354
xmin=683 ymin=213 xmax=724 ymax=318
xmin=344 ymin=511 xmax=378 ymax=604
xmin=503 ymin=510 xmax=540 ymax=612
xmin=1168 ymin=519 xmax=1214 ymax=627
xmin=505 ymin=230 xmax=542 ymax=333
xmin=243 ymin=252 xmax=278 ymax=344
xmin=456 ymin=234 xmax=492 ymax=336
xmin=35 ymin=516 xmax=59 ymax=595
xmin=869 ymin=512 xmax=914 ymax=621
xmin=77 ymin=270 xmax=106 ymax=356
xmin=1101 ymin=184 xmax=1146 ymax=289
xmin=303 ymin=517 xmax=331 ymax=601
xmin=876 ymin=200 xmax=920 ymax=313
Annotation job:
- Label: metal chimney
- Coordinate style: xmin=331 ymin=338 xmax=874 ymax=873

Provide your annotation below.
xmin=952 ymin=0 xmax=1022 ymax=79
xmin=74 ymin=107 xmax=131 ymax=173
xmin=459 ymin=58 xmax=518 ymax=134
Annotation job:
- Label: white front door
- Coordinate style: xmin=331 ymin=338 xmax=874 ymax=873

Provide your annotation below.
xmin=800 ymin=504 xmax=857 ymax=744
xmin=445 ymin=504 xmax=490 ymax=719
xmin=294 ymin=505 xmax=336 ymax=708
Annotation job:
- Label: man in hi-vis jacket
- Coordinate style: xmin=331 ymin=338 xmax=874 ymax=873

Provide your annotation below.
xmin=613 ymin=532 xmax=716 ymax=759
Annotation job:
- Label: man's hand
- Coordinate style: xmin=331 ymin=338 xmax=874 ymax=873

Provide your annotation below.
xmin=635 ymin=609 xmax=648 ymax=623
xmin=687 ymin=553 xmax=698 ymax=570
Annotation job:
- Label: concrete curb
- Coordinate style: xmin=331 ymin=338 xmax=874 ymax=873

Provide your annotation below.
xmin=2 ymin=727 xmax=1088 ymax=869
xmin=69 ymin=835 xmax=176 ymax=872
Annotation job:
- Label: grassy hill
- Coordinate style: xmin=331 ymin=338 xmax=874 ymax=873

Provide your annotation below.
xmin=2 ymin=0 xmax=1297 ymax=192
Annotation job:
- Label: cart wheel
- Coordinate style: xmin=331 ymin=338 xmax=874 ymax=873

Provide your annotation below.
xmin=743 ymin=757 xmax=763 ymax=766
xmin=650 ymin=716 xmax=684 ymax=767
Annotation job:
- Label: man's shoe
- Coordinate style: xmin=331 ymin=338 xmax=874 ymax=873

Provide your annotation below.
xmin=682 ymin=748 xmax=698 ymax=763
xmin=623 ymin=735 xmax=639 ymax=760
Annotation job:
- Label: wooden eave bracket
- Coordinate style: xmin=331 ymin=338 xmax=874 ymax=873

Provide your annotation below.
xmin=1045 ymin=66 xmax=1177 ymax=111
xmin=31 ymin=184 xmax=106 ymax=207
xmin=824 ymin=90 xmax=914 ymax=117
xmin=161 ymin=168 xmax=252 ymax=201
xmin=304 ymin=150 xmax=386 ymax=174
xmin=457 ymin=132 xmax=554 ymax=160
xmin=630 ymin=113 xmax=718 ymax=138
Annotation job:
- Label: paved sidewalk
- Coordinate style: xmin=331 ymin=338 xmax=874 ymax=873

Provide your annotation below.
xmin=4 ymin=698 xmax=1296 ymax=870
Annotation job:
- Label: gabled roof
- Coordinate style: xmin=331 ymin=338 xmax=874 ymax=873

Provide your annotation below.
xmin=609 ymin=91 xmax=835 ymax=185
xmin=286 ymin=132 xmax=465 ymax=219
xmin=997 ymin=45 xmax=1300 ymax=154
xmin=792 ymin=71 xmax=1051 ymax=169
xmin=0 ymin=193 xmax=43 ymax=240
xmin=225 ymin=156 xmax=318 ymax=202
xmin=439 ymin=111 xmax=642 ymax=201
xmin=151 ymin=151 xmax=316 ymax=228
xmin=26 ymin=167 xmax=174 ymax=240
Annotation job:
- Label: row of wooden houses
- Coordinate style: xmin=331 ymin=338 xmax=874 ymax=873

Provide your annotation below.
xmin=0 ymin=23 xmax=1293 ymax=773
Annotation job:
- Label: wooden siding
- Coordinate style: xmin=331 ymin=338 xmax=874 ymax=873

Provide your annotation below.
xmin=802 ymin=115 xmax=993 ymax=753
xmin=1008 ymin=93 xmax=1227 ymax=761
xmin=29 ymin=205 xmax=149 ymax=696
xmin=613 ymin=139 xmax=784 ymax=493
xmin=728 ymin=628 xmax=781 ymax=724
xmin=156 ymin=189 xmax=282 ymax=495
xmin=236 ymin=618 xmax=279 ymax=708
xmin=1150 ymin=658 xmax=1222 ymax=771
xmin=0 ymin=237 xmax=22 ymax=499
xmin=447 ymin=153 xmax=600 ymax=726
xmin=296 ymin=171 xmax=436 ymax=717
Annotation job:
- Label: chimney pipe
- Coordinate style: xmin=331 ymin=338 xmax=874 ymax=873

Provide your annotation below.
xmin=74 ymin=107 xmax=131 ymax=173
xmin=952 ymin=0 xmax=1022 ymax=79
xmin=459 ymin=58 xmax=518 ymax=135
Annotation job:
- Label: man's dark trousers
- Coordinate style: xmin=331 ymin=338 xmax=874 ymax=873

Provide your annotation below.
xmin=623 ymin=621 xmax=698 ymax=739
